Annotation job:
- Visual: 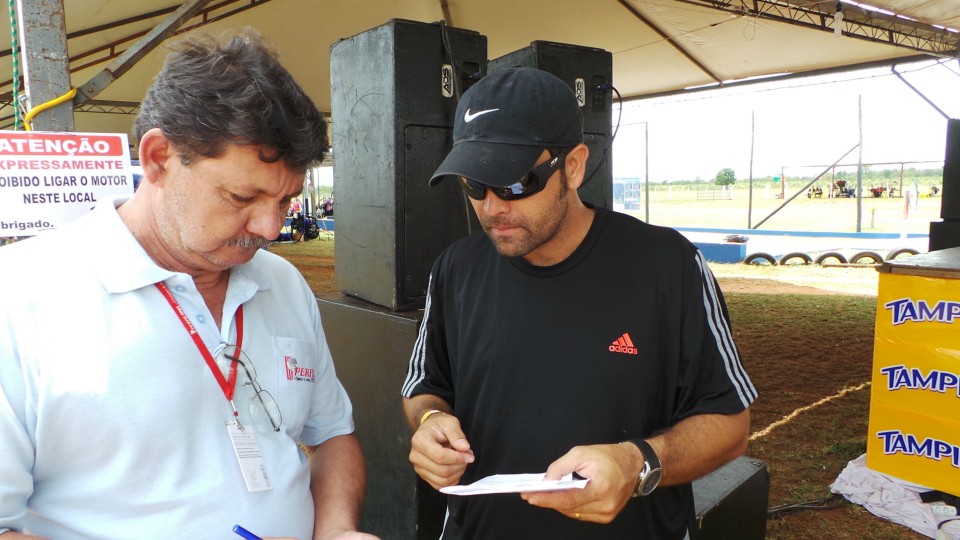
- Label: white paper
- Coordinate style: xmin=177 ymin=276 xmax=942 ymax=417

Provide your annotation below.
xmin=440 ymin=473 xmax=589 ymax=496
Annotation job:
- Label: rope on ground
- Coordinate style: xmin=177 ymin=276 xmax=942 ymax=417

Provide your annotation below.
xmin=749 ymin=381 xmax=871 ymax=442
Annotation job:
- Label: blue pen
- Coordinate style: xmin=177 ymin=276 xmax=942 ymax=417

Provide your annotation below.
xmin=232 ymin=524 xmax=263 ymax=540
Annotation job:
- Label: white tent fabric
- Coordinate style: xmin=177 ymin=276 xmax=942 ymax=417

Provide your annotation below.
xmin=832 ymin=453 xmax=960 ymax=539
xmin=0 ymin=0 xmax=957 ymax=134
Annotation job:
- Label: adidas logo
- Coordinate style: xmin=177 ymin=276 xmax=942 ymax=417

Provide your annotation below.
xmin=609 ymin=333 xmax=638 ymax=355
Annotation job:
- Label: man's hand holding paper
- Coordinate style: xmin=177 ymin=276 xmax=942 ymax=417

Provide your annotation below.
xmin=520 ymin=443 xmax=641 ymax=524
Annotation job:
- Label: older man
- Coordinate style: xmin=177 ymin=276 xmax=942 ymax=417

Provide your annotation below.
xmin=0 ymin=31 xmax=376 ymax=540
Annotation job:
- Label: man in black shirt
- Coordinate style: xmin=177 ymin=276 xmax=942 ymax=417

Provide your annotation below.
xmin=401 ymin=67 xmax=756 ymax=539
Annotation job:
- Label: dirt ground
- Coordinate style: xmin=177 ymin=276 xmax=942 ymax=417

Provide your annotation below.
xmin=270 ymin=240 xmax=927 ymax=540
xmin=720 ymin=276 xmax=844 ymax=295
xmin=710 ymin=262 xmax=882 ymax=296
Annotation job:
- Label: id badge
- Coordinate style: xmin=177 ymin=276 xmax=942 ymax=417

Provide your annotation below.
xmin=227 ymin=422 xmax=273 ymax=492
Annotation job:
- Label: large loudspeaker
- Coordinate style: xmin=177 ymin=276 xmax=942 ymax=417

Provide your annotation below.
xmin=331 ymin=20 xmax=485 ymax=310
xmin=488 ymin=41 xmax=613 ymax=209
xmin=693 ymin=456 xmax=769 ymax=540
xmin=316 ymin=293 xmax=444 ymax=539
xmin=930 ymin=118 xmax=960 ymax=251
xmin=940 ymin=118 xmax=960 ymax=221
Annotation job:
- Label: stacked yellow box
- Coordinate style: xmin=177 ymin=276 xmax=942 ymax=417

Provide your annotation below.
xmin=867 ymin=269 xmax=960 ymax=496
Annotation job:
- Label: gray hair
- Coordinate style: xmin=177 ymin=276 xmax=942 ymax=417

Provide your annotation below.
xmin=134 ymin=29 xmax=327 ymax=170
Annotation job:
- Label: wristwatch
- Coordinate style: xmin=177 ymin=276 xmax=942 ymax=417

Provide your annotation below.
xmin=626 ymin=439 xmax=662 ymax=497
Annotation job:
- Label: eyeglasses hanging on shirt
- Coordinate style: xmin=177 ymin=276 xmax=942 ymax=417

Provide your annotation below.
xmin=215 ymin=344 xmax=282 ymax=433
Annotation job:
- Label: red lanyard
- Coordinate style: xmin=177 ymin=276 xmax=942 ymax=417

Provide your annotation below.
xmin=155 ymin=282 xmax=244 ymax=402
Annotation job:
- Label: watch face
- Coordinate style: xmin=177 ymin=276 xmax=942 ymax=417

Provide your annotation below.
xmin=639 ymin=468 xmax=662 ymax=496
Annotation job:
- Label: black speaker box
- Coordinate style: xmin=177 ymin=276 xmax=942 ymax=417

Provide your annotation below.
xmin=931 ymin=118 xmax=960 ymax=250
xmin=693 ymin=456 xmax=769 ymax=540
xmin=316 ymin=293 xmax=445 ymax=539
xmin=330 ymin=19 xmax=485 ymax=310
xmin=488 ymin=41 xmax=613 ymax=209
xmin=940 ymin=118 xmax=960 ymax=221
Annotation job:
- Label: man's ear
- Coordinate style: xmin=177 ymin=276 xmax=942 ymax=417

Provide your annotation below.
xmin=563 ymin=143 xmax=590 ymax=190
xmin=137 ymin=128 xmax=176 ymax=186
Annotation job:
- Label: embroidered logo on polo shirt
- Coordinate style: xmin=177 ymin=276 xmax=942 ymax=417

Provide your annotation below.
xmin=609 ymin=333 xmax=638 ymax=355
xmin=285 ymin=356 xmax=316 ymax=382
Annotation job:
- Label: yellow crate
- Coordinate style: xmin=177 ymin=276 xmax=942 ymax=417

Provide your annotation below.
xmin=872 ymin=273 xmax=960 ymax=410
xmin=867 ymin=270 xmax=960 ymax=495
xmin=866 ymin=401 xmax=960 ymax=496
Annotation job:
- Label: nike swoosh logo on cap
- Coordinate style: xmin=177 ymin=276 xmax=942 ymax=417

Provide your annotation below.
xmin=464 ymin=108 xmax=500 ymax=122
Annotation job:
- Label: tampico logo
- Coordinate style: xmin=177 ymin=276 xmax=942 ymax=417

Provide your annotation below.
xmin=877 ymin=430 xmax=960 ymax=468
xmin=884 ymin=297 xmax=960 ymax=326
xmin=879 ymin=364 xmax=960 ymax=397
xmin=285 ymin=356 xmax=315 ymax=383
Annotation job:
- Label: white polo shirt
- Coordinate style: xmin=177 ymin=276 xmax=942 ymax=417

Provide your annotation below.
xmin=0 ymin=198 xmax=355 ymax=539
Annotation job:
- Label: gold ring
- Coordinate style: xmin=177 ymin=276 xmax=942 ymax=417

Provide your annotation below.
xmin=575 ymin=512 xmax=581 ymax=520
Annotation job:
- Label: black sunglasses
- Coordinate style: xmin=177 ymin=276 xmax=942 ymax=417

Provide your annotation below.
xmin=457 ymin=149 xmax=567 ymax=201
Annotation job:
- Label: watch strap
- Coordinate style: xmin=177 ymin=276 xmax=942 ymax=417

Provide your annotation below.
xmin=627 ymin=439 xmax=661 ymax=469
xmin=626 ymin=438 xmax=662 ymax=496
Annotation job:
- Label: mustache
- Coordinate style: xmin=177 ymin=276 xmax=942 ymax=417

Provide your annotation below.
xmin=482 ymin=217 xmax=521 ymax=229
xmin=224 ymin=236 xmax=270 ymax=249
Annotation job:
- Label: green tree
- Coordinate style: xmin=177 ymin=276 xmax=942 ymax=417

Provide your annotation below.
xmin=715 ymin=168 xmax=736 ymax=187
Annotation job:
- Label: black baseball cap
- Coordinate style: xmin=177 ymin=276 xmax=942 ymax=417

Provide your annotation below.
xmin=429 ymin=67 xmax=583 ymax=188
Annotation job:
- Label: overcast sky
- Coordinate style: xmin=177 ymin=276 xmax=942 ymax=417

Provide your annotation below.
xmin=612 ymin=58 xmax=960 ymax=182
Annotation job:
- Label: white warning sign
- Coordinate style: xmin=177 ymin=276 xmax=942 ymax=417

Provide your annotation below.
xmin=0 ymin=131 xmax=134 ymax=237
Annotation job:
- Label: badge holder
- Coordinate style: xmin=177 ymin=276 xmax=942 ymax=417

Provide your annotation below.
xmin=227 ymin=402 xmax=273 ymax=493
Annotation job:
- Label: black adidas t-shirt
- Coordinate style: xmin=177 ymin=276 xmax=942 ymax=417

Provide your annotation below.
xmin=402 ymin=207 xmax=756 ymax=540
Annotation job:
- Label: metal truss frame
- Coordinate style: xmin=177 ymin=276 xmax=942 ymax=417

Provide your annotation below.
xmin=676 ymin=0 xmax=959 ymax=57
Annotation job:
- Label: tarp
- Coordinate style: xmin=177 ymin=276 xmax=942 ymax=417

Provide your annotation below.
xmin=1 ymin=0 xmax=957 ymax=134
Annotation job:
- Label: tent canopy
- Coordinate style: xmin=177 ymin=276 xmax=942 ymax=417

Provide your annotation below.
xmin=1 ymin=0 xmax=958 ymax=134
